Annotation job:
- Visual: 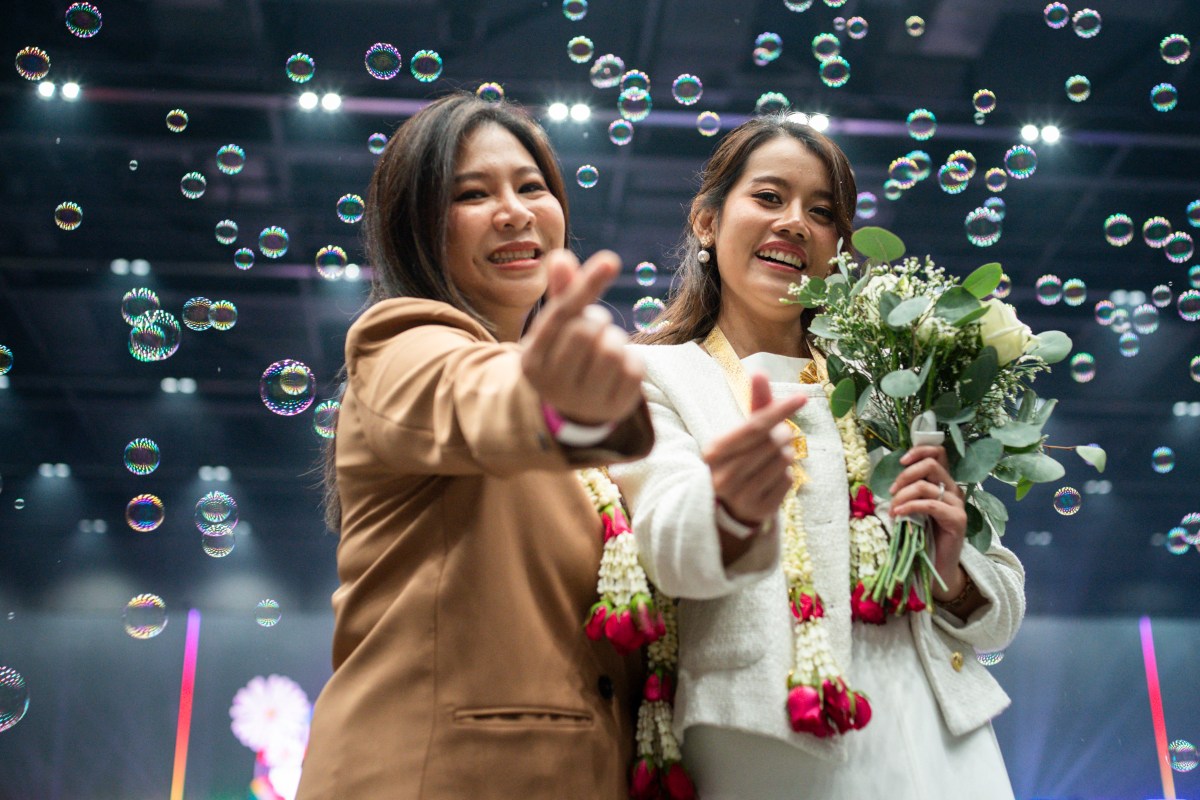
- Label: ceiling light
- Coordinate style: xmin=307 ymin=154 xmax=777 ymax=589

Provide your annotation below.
xmin=37 ymin=81 xmax=55 ymax=99
xmin=1020 ymin=124 xmax=1039 ymax=143
xmin=178 ymin=377 xmax=197 ymax=394
xmin=321 ymin=92 xmax=342 ymax=111
xmin=569 ymin=103 xmax=591 ymax=122
xmin=110 ymin=258 xmax=129 ymax=275
xmin=161 ymin=377 xmax=178 ymax=394
xmin=198 ymin=466 xmax=214 ymax=481
xmin=808 ymin=113 xmax=830 ymax=131
xmin=39 ymin=463 xmax=54 ymax=477
xmin=54 ymin=463 xmax=70 ymax=477
xmin=344 ymin=263 xmax=360 ymax=280
xmin=213 ymin=466 xmax=231 ymax=481
xmin=786 ymin=112 xmax=809 ymax=126
xmin=298 ymin=92 xmax=318 ymax=111
xmin=61 ymin=82 xmax=80 ymax=101
xmin=130 ymin=258 xmax=151 ymax=276
xmin=547 ymin=102 xmax=569 ymax=122
xmin=1040 ymin=124 xmax=1060 ymax=143
xmin=0 ymin=376 xmax=9 ymax=389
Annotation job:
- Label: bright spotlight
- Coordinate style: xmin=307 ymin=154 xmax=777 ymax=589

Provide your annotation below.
xmin=786 ymin=112 xmax=810 ymax=126
xmin=1040 ymin=124 xmax=1061 ymax=143
xmin=1020 ymin=124 xmax=1039 ymax=143
xmin=298 ymin=91 xmax=318 ymax=111
xmin=321 ymin=92 xmax=342 ymax=111
xmin=344 ymin=263 xmax=361 ymax=280
xmin=160 ymin=377 xmax=179 ymax=394
xmin=178 ymin=377 xmax=197 ymax=394
xmin=808 ymin=113 xmax=830 ymax=132
xmin=110 ymin=258 xmax=130 ymax=275
xmin=130 ymin=258 xmax=150 ymax=276
xmin=569 ymin=103 xmax=591 ymax=122
xmin=547 ymin=102 xmax=569 ymax=122
xmin=61 ymin=82 xmax=80 ymax=101
xmin=37 ymin=81 xmax=56 ymax=99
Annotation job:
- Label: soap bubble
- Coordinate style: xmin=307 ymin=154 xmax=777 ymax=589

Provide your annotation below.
xmin=697 ymin=111 xmax=721 ymax=136
xmin=1188 ymin=199 xmax=1200 ymax=227
xmin=907 ymin=150 xmax=932 ymax=182
xmin=209 ymin=300 xmax=237 ymax=331
xmin=984 ymin=168 xmax=1007 ymax=193
xmin=976 ymin=651 xmax=1004 ymax=666
xmin=672 ymin=74 xmax=702 ymax=105
xmin=562 ymin=0 xmax=587 ymax=21
xmin=15 ymin=46 xmax=51 ymax=81
xmin=256 ymin=600 xmax=283 ymax=627
xmin=811 ymin=33 xmax=839 ymax=61
xmin=1044 ymin=2 xmax=1069 ymax=28
xmin=856 ymin=192 xmax=878 ymax=220
xmin=1170 ymin=740 xmax=1198 ymax=773
xmin=756 ymin=32 xmax=783 ymax=63
xmin=337 ymin=194 xmax=364 ymax=224
xmin=1110 ymin=307 xmax=1131 ymax=333
xmin=0 ymin=667 xmax=29 ymax=732
xmin=1178 ymin=290 xmax=1200 ymax=321
xmin=937 ymin=163 xmax=969 ymax=195
xmin=620 ymin=70 xmax=650 ymax=93
xmin=1133 ymin=304 xmax=1159 ymax=334
xmin=567 ymin=36 xmax=594 ymax=64
xmin=128 ymin=311 xmax=181 ymax=362
xmin=1161 ymin=34 xmax=1191 ymax=65
xmin=215 ymin=144 xmax=245 ymax=175
xmin=576 ymin=164 xmax=599 ymax=188
xmin=755 ymin=92 xmax=789 ymax=115
xmin=1053 ymin=487 xmax=1081 ymax=516
xmin=819 ymin=57 xmax=851 ymax=88
xmin=165 ymin=108 xmax=188 ymax=133
xmin=54 ymin=201 xmax=82 ymax=231
xmin=888 ymin=157 xmax=920 ymax=190
xmin=964 ymin=208 xmax=1002 ymax=247
xmin=1166 ymin=528 xmax=1189 ymax=554
xmin=123 ymin=594 xmax=167 ymax=639
xmin=315 ymin=245 xmax=347 ymax=280
xmin=905 ymin=16 xmax=925 ymax=36
xmin=633 ymin=297 xmax=667 ymax=333
xmin=180 ymin=171 xmax=207 ymax=200
xmin=589 ymin=54 xmax=624 ymax=88
xmin=1004 ymin=145 xmax=1037 ymax=179
xmin=233 ymin=248 xmax=254 ymax=270
xmin=126 ymin=494 xmax=165 ymax=532
xmin=1118 ymin=332 xmax=1140 ymax=357
xmin=1072 ymin=8 xmax=1102 ymax=38
xmin=1069 ymin=352 xmax=1095 ymax=383
xmin=847 ymin=17 xmax=868 ymax=39
xmin=364 ymin=43 xmax=402 ymax=79
xmin=984 ymin=196 xmax=1006 ymax=221
xmin=883 ymin=180 xmax=903 ymax=201
xmin=195 ymin=490 xmax=238 ymax=533
xmin=368 ymin=133 xmax=388 ymax=155
xmin=906 ymin=109 xmax=936 ymax=141
xmin=973 ymin=89 xmax=996 ymax=114
xmin=1143 ymin=216 xmax=1172 ymax=248
xmin=121 ymin=288 xmax=159 ymax=325
xmin=261 ymin=360 xmax=316 ymax=416
xmin=259 ymin=226 xmax=289 ymax=258
xmin=1151 ymin=446 xmax=1175 ymax=474
xmin=475 ymin=82 xmax=504 ymax=103
xmin=124 ymin=438 xmax=161 ymax=476
xmin=1104 ymin=213 xmax=1134 ymax=246
xmin=313 ymin=400 xmax=340 ymax=439
xmin=785 ymin=0 xmax=813 ymax=10
xmin=1036 ymin=275 xmax=1063 ymax=305
xmin=410 ymin=50 xmax=443 ymax=82
xmin=0 ymin=345 xmax=11 ymax=376
xmin=65 ymin=3 xmax=102 ymax=37
xmin=1063 ymin=278 xmax=1087 ymax=307
xmin=617 ymin=87 xmax=651 ymax=122
xmin=1151 ymin=83 xmax=1178 ymax=112
xmin=1164 ymin=231 xmax=1194 ymax=263
xmin=285 ymin=53 xmax=315 ymax=83
xmin=202 ymin=525 xmax=235 ymax=558
xmin=947 ymin=150 xmax=977 ymax=180
xmin=608 ymin=119 xmax=634 ymax=146
xmin=182 ymin=297 xmax=212 ymax=331
xmin=1192 ymin=355 xmax=1200 ymax=382
xmin=1151 ymin=285 xmax=1173 ymax=308
xmin=215 ymin=219 xmax=238 ymax=245
xmin=1066 ymin=75 xmax=1091 ymax=102
xmin=635 ymin=262 xmax=657 ymax=287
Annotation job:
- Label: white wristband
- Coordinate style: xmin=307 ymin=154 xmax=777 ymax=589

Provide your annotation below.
xmin=715 ymin=501 xmax=771 ymax=540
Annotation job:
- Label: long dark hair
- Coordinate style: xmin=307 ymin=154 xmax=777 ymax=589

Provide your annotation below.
xmin=635 ymin=115 xmax=857 ymax=346
xmin=322 ymin=92 xmax=570 ymax=532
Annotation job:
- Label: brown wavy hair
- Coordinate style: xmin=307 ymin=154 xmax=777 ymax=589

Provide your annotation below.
xmin=321 ymin=92 xmax=570 ymax=532
xmin=635 ymin=114 xmax=857 ymax=346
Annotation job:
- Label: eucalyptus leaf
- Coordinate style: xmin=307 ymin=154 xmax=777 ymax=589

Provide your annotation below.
xmin=965 ymin=503 xmax=985 ymax=541
xmin=880 ymin=369 xmax=922 ymax=398
xmin=947 ymin=421 xmax=965 ymax=456
xmin=959 ymin=347 xmax=998 ymax=405
xmin=989 ymin=421 xmax=1045 ymax=448
xmin=852 ymin=226 xmax=906 ymax=263
xmin=887 ymin=297 xmax=931 ymax=327
xmin=1076 ymin=445 xmax=1107 ymax=473
xmin=825 ymin=352 xmax=845 ymax=385
xmin=868 ymin=449 xmax=905 ymax=500
xmin=1002 ymin=452 xmax=1065 ymax=483
xmin=971 ymin=486 xmax=1009 ymax=540
xmin=850 ymin=270 xmax=872 ymax=298
xmin=932 ymin=392 xmax=961 ymax=422
xmin=855 ymin=383 xmax=875 ymax=418
xmin=953 ymin=437 xmax=1004 ymax=483
xmin=1027 ymin=330 xmax=1072 ymax=364
xmin=825 ymin=273 xmax=848 ymax=288
xmin=829 ymin=377 xmax=857 ymax=418
xmin=968 ymin=527 xmax=994 ymax=553
xmin=962 ymin=262 xmax=1003 ymax=300
xmin=1031 ymin=398 xmax=1058 ymax=426
xmin=878 ymin=291 xmax=901 ymax=324
xmin=1016 ymin=389 xmax=1037 ymax=422
xmin=951 ymin=305 xmax=991 ymax=328
xmin=808 ymin=314 xmax=840 ymax=340
xmin=934 ymin=287 xmax=983 ymax=324
xmin=1015 ymin=478 xmax=1034 ymax=501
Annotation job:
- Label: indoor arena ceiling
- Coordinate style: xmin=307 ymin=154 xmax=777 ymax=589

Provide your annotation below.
xmin=1 ymin=0 xmax=1198 ymax=616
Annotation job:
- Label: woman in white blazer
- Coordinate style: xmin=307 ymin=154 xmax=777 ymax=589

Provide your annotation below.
xmin=608 ymin=116 xmax=1024 ymax=800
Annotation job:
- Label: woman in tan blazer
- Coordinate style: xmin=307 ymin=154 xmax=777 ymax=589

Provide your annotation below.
xmin=295 ymin=92 xmax=655 ymax=799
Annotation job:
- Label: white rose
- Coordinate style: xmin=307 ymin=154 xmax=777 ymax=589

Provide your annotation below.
xmin=916 ymin=314 xmax=955 ymax=345
xmin=978 ymin=299 xmax=1034 ymax=365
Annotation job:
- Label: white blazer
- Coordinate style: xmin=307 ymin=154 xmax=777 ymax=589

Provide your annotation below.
xmin=609 ymin=342 xmax=1026 ymax=763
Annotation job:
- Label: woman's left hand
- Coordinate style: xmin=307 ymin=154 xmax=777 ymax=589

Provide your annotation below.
xmin=888 ymin=445 xmax=968 ymax=600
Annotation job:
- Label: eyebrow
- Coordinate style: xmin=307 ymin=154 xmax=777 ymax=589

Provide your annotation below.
xmin=453 ymin=165 xmax=544 ymax=183
xmin=748 ymin=174 xmax=834 ymax=200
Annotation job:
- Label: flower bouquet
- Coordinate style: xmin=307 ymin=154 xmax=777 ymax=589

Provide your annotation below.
xmin=784 ymin=227 xmax=1105 ymax=614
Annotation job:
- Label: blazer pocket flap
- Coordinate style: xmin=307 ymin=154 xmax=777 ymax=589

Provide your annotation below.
xmin=453 ymin=706 xmax=594 ymax=727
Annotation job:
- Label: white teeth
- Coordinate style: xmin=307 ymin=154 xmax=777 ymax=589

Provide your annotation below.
xmin=757 ymin=248 xmax=805 ymax=269
xmin=490 ymin=249 xmax=537 ymax=263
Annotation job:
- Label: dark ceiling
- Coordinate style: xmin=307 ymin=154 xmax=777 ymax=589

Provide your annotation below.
xmin=1 ymin=0 xmax=1198 ymax=617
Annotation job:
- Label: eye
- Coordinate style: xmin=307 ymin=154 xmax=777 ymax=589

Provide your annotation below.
xmin=753 ymin=190 xmax=782 ymax=204
xmin=811 ymin=206 xmax=835 ymax=219
xmin=519 ymin=181 xmax=547 ymax=193
xmin=454 ymin=188 xmax=487 ymax=202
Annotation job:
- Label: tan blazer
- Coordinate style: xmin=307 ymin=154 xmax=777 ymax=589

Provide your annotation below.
xmin=296 ymin=298 xmax=653 ymax=800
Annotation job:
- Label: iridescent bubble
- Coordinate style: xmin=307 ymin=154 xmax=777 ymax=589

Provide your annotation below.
xmin=984 ymin=168 xmax=1008 ymax=193
xmin=368 ymin=132 xmax=388 ymax=155
xmin=0 ymin=345 xmax=11 ymax=376
xmin=1118 ymin=331 xmax=1140 ymax=357
xmin=824 ymin=0 xmax=847 ymax=7
xmin=847 ymin=17 xmax=868 ymax=39
xmin=633 ymin=297 xmax=667 ymax=333
xmin=182 ymin=297 xmax=212 ymax=331
xmin=1110 ymin=307 xmax=1131 ymax=333
xmin=261 ymin=360 xmax=316 ymax=416
xmin=906 ymin=109 xmax=936 ymax=141
xmin=129 ymin=310 xmax=181 ymax=362
xmin=1166 ymin=527 xmax=1190 ymax=554
xmin=313 ymin=400 xmax=340 ymax=439
xmin=965 ymin=208 xmax=1002 ymax=247
xmin=1044 ymin=2 xmax=1069 ymax=28
xmin=0 ymin=666 xmax=29 ymax=732
xmin=1036 ymin=274 xmax=1063 ymax=305
xmin=121 ymin=288 xmax=159 ymax=325
xmin=165 ymin=108 xmax=188 ymax=133
xmin=819 ymin=57 xmax=851 ymax=88
xmin=696 ymin=111 xmax=721 ymax=137
xmin=785 ymin=0 xmax=813 ymax=10
xmin=1143 ymin=216 xmax=1172 ymax=248
xmin=1104 ymin=213 xmax=1134 ymax=246
xmin=755 ymin=92 xmax=790 ymax=115
xmin=124 ymin=438 xmax=160 ymax=476
xmin=233 ymin=248 xmax=254 ymax=271
xmin=905 ymin=16 xmax=925 ymax=36
xmin=906 ymin=150 xmax=932 ymax=181
xmin=576 ymin=164 xmax=599 ymax=188
xmin=215 ymin=219 xmax=238 ymax=245
xmin=364 ymin=43 xmax=402 ymax=79
xmin=672 ymin=74 xmax=702 ymax=105
xmin=1192 ymin=265 xmax=1200 ymax=288
xmin=126 ymin=494 xmax=165 ymax=532
xmin=1161 ymin=34 xmax=1192 ymax=65
xmin=202 ymin=525 xmax=235 ymax=558
xmin=976 ymin=651 xmax=1004 ymax=666
xmin=65 ymin=3 xmax=102 ymax=37
xmin=1151 ymin=446 xmax=1175 ymax=474
xmin=1183 ymin=512 xmax=1200 ymax=544
xmin=1066 ymin=74 xmax=1091 ymax=102
xmin=1164 ymin=231 xmax=1194 ymax=263
xmin=1070 ymin=352 xmax=1096 ymax=383
xmin=756 ymin=33 xmax=784 ymax=63
xmin=1072 ymin=8 xmax=1101 ymax=37
xmin=608 ymin=119 xmax=634 ymax=146
xmin=635 ymin=261 xmax=658 ymax=287
xmin=476 ymin=82 xmax=504 ymax=103
xmin=811 ymin=33 xmax=839 ymax=61
xmin=948 ymin=150 xmax=978 ymax=180
xmin=1151 ymin=284 xmax=1173 ymax=308
xmin=410 ymin=50 xmax=443 ymax=82
xmin=888 ymin=157 xmax=920 ymax=190
xmin=937 ymin=163 xmax=969 ymax=195
xmin=123 ymin=594 xmax=167 ymax=639
xmin=567 ymin=36 xmax=595 ymax=64
xmin=1178 ymin=289 xmax=1200 ymax=321
xmin=617 ymin=87 xmax=651 ymax=122
xmin=256 ymin=599 xmax=283 ymax=627
xmin=1193 ymin=355 xmax=1200 ymax=382
xmin=129 ymin=160 xmax=138 ymax=171
xmin=974 ymin=111 xmax=987 ymax=126
xmin=620 ymin=70 xmax=650 ymax=93
xmin=15 ymin=46 xmax=51 ymax=81
xmin=315 ymin=245 xmax=347 ymax=280
xmin=984 ymin=196 xmax=1006 ymax=221
xmin=1004 ymin=145 xmax=1037 ymax=179
xmin=337 ymin=194 xmax=364 ymax=224
xmin=259 ymin=226 xmax=289 ymax=258
xmin=1133 ymin=304 xmax=1159 ymax=334
xmin=973 ymin=90 xmax=996 ymax=114
xmin=180 ymin=171 xmax=207 ymax=200
xmin=562 ymin=0 xmax=587 ymax=21
xmin=285 ymin=53 xmax=315 ymax=83
xmin=883 ymin=180 xmax=903 ymax=201
xmin=1170 ymin=740 xmax=1199 ymax=773
xmin=1063 ymin=278 xmax=1087 ymax=307
xmin=1188 ymin=200 xmax=1200 ymax=227
xmin=1151 ymin=83 xmax=1178 ymax=112
xmin=856 ymin=192 xmax=878 ymax=219
xmin=195 ymin=490 xmax=238 ymax=533
xmin=1053 ymin=486 xmax=1081 ymax=516
xmin=832 ymin=15 xmax=846 ymax=29
xmin=589 ymin=54 xmax=625 ymax=88
xmin=54 ymin=201 xmax=82 ymax=231
xmin=216 ymin=144 xmax=246 ymax=175
xmin=209 ymin=300 xmax=237 ymax=331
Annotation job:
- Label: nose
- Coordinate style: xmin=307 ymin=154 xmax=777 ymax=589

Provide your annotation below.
xmin=773 ymin=200 xmax=809 ymax=240
xmin=493 ymin=186 xmax=535 ymax=230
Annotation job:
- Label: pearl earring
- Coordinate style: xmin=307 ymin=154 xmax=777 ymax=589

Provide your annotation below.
xmin=697 ymin=239 xmax=713 ymax=264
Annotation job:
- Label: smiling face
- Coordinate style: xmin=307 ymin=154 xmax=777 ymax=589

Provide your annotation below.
xmin=696 ymin=134 xmax=840 ymax=333
xmin=444 ymin=122 xmax=566 ymax=339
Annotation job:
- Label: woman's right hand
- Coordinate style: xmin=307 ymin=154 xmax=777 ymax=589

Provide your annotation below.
xmin=704 ymin=373 xmax=807 ymax=536
xmin=521 ymin=249 xmax=645 ymax=426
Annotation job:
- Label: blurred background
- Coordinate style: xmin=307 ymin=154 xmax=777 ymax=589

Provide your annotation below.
xmin=0 ymin=0 xmax=1197 ymax=797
